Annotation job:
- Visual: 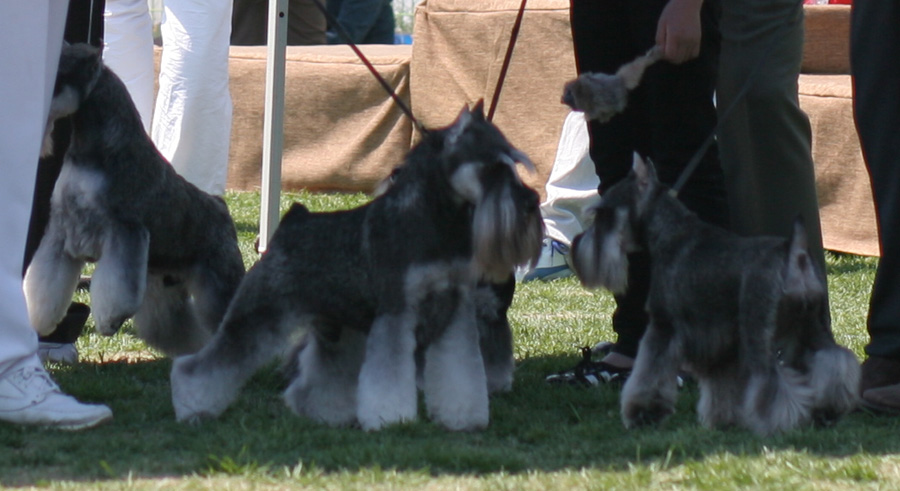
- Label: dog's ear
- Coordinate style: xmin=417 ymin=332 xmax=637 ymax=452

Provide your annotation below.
xmin=49 ymin=43 xmax=103 ymax=121
xmin=470 ymin=99 xmax=486 ymax=120
xmin=632 ymin=155 xmax=658 ymax=190
xmin=632 ymin=155 xmax=659 ymax=213
xmin=445 ymin=104 xmax=474 ymax=150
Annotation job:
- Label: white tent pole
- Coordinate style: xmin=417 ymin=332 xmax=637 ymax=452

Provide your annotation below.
xmin=258 ymin=0 xmax=288 ymax=253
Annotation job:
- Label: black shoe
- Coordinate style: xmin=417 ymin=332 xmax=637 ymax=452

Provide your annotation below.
xmin=545 ymin=346 xmax=633 ymax=387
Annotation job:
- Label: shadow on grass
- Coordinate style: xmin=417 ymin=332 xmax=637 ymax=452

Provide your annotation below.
xmin=826 ymin=251 xmax=879 ymax=276
xmin=3 ymin=353 xmax=900 ymax=486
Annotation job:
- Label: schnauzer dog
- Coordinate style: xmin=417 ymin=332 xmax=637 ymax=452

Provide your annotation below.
xmin=570 ymin=158 xmax=860 ymax=435
xmin=24 ymin=43 xmax=245 ymax=356
xmin=170 ymin=103 xmax=543 ymax=431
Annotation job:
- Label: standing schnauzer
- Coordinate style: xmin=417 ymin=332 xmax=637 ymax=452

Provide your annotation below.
xmin=570 ymin=158 xmax=859 ymax=435
xmin=170 ymin=103 xmax=543 ymax=431
xmin=24 ymin=43 xmax=245 ymax=356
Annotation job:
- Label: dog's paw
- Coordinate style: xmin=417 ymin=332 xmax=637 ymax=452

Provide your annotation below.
xmin=95 ymin=315 xmax=129 ymax=337
xmin=356 ymin=400 xmax=418 ymax=431
xmin=622 ymin=402 xmax=675 ymax=429
xmin=170 ymin=355 xmax=237 ymax=423
xmin=430 ymin=410 xmax=489 ymax=432
xmin=283 ymin=378 xmax=358 ymax=427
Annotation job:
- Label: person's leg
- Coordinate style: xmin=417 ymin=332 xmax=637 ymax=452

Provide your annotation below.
xmin=0 ymin=0 xmax=112 ymax=429
xmin=327 ymin=0 xmax=393 ymax=44
xmin=717 ymin=0 xmax=825 ymax=271
xmin=634 ymin=0 xmax=729 ymax=229
xmin=231 ymin=0 xmax=268 ymax=45
xmin=25 ymin=0 xmax=107 ymax=364
xmin=540 ymin=112 xmax=600 ymax=247
xmin=103 ymin=0 xmax=155 ymax=132
xmin=851 ymin=0 xmax=900 ymax=394
xmin=232 ymin=0 xmax=328 ymax=46
xmin=569 ymin=0 xmax=649 ymax=362
xmin=519 ymin=112 xmax=598 ymax=283
xmin=570 ymin=0 xmax=724 ymax=363
xmin=287 ymin=0 xmax=327 ymax=45
xmin=362 ymin=0 xmax=396 ymax=44
xmin=571 ymin=0 xmax=643 ymax=193
xmin=152 ymin=0 xmax=234 ymax=195
xmin=0 ymin=3 xmax=66 ymax=375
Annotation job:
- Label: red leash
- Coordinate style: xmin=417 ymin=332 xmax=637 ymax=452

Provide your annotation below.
xmin=488 ymin=0 xmax=529 ymax=122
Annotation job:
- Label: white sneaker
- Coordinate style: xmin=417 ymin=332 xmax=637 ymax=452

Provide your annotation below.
xmin=516 ymin=238 xmax=573 ymax=282
xmin=0 ymin=365 xmax=112 ymax=430
xmin=38 ymin=342 xmax=78 ymax=365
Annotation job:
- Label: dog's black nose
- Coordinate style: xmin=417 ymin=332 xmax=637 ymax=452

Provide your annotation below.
xmin=562 ymin=88 xmax=575 ymax=108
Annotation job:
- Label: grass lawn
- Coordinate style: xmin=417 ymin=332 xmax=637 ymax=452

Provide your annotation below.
xmin=2 ymin=189 xmax=898 ymax=490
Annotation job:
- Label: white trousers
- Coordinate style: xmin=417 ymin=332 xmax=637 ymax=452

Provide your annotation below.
xmin=104 ymin=0 xmax=234 ymax=195
xmin=0 ymin=0 xmax=68 ymax=377
xmin=540 ymin=111 xmax=600 ymax=246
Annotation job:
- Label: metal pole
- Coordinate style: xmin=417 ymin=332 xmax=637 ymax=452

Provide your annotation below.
xmin=258 ymin=0 xmax=288 ymax=253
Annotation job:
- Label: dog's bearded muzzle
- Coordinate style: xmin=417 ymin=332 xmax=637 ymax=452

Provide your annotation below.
xmin=472 ymin=180 xmax=543 ymax=282
xmin=571 ymin=206 xmax=630 ymax=293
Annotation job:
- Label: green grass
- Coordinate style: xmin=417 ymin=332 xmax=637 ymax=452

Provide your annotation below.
xmin=2 ymin=190 xmax=895 ymax=490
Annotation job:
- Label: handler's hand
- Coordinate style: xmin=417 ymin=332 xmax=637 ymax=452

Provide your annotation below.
xmin=656 ymin=0 xmax=704 ymax=64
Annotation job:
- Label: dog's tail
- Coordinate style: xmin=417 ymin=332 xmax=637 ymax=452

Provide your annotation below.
xmin=782 ymin=216 xmax=825 ymax=301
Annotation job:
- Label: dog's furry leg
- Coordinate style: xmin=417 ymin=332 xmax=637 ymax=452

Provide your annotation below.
xmin=284 ymin=328 xmax=366 ymax=427
xmin=476 ymin=277 xmax=515 ymax=394
xmin=696 ymin=367 xmax=746 ymax=429
xmin=807 ymin=346 xmax=860 ymax=426
xmin=170 ymin=267 xmax=304 ymax=422
xmin=621 ymin=321 xmax=681 ymax=429
xmin=23 ymin=225 xmax=84 ymax=336
xmin=778 ymin=218 xmax=860 ymax=424
xmin=357 ymin=312 xmax=418 ymax=431
xmin=742 ymin=364 xmax=813 ymax=435
xmin=423 ymin=291 xmax=490 ymax=431
xmin=91 ymin=221 xmax=149 ymax=336
xmin=133 ymin=274 xmax=209 ymax=356
xmin=188 ymin=246 xmax=245 ymax=333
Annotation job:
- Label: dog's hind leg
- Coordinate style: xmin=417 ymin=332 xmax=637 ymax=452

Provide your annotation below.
xmin=146 ymin=250 xmax=245 ymax=357
xmin=284 ymin=327 xmax=366 ymax=427
xmin=422 ymin=292 xmax=490 ymax=431
xmin=621 ymin=321 xmax=681 ymax=429
xmin=91 ymin=221 xmax=149 ymax=336
xmin=187 ymin=244 xmax=245 ymax=334
xmin=23 ymin=225 xmax=84 ymax=336
xmin=170 ymin=268 xmax=302 ymax=423
xmin=133 ymin=274 xmax=210 ymax=356
xmin=742 ymin=364 xmax=813 ymax=435
xmin=696 ymin=367 xmax=745 ymax=430
xmin=357 ymin=311 xmax=419 ymax=431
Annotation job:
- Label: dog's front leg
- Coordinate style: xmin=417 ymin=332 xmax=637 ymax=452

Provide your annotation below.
xmin=621 ymin=319 xmax=681 ymax=429
xmin=357 ymin=312 xmax=418 ymax=431
xmin=91 ymin=221 xmax=149 ymax=335
xmin=23 ymin=224 xmax=84 ymax=336
xmin=477 ymin=278 xmax=515 ymax=394
xmin=424 ymin=292 xmax=490 ymax=431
